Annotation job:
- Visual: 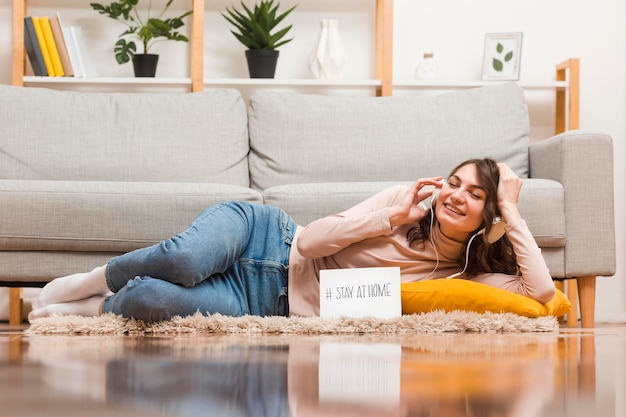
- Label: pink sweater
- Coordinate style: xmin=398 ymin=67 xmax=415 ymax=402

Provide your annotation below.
xmin=287 ymin=185 xmax=555 ymax=317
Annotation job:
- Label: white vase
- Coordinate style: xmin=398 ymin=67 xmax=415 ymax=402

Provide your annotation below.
xmin=414 ymin=52 xmax=443 ymax=80
xmin=309 ymin=19 xmax=347 ymax=80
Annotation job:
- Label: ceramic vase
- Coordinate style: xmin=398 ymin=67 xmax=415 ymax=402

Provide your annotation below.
xmin=309 ymin=19 xmax=347 ymax=80
xmin=414 ymin=52 xmax=442 ymax=80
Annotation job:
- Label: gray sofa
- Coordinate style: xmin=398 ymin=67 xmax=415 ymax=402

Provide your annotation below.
xmin=0 ymin=83 xmax=615 ymax=326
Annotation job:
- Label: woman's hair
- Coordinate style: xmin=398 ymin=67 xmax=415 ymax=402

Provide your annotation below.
xmin=407 ymin=158 xmax=518 ymax=277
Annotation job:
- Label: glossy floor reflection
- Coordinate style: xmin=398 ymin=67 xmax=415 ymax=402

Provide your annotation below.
xmin=1 ymin=325 xmax=625 ymax=417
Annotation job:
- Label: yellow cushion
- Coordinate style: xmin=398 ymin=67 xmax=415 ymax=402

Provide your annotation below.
xmin=401 ymin=279 xmax=571 ymax=318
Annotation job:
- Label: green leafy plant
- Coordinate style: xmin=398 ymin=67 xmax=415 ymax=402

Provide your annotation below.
xmin=90 ymin=0 xmax=192 ymax=65
xmin=222 ymin=0 xmax=297 ymax=50
xmin=492 ymin=42 xmax=513 ymax=72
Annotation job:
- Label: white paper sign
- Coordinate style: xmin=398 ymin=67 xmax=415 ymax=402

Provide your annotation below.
xmin=319 ymin=267 xmax=401 ymax=319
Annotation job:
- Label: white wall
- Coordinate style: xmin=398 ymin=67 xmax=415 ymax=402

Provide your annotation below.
xmin=0 ymin=0 xmax=624 ymax=322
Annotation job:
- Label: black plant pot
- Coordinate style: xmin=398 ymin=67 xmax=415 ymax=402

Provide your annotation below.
xmin=132 ymin=54 xmax=159 ymax=77
xmin=245 ymin=49 xmax=279 ymax=78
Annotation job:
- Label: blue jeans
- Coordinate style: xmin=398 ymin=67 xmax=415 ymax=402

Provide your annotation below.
xmin=101 ymin=201 xmax=296 ymax=322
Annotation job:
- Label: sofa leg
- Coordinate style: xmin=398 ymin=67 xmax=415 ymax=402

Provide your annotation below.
xmin=9 ymin=288 xmax=24 ymax=325
xmin=566 ymin=280 xmax=579 ymax=327
xmin=577 ymin=276 xmax=596 ymax=328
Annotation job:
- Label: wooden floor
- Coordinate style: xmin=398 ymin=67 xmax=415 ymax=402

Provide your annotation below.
xmin=1 ymin=323 xmax=625 ymax=417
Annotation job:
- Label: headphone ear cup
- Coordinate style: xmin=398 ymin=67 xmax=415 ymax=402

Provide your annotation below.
xmin=486 ymin=218 xmax=506 ymax=244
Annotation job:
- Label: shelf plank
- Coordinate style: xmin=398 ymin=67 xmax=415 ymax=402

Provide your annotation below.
xmin=393 ymin=80 xmax=569 ymax=90
xmin=23 ymin=77 xmax=384 ymax=89
xmin=23 ymin=76 xmax=193 ymax=86
xmin=23 ymin=77 xmax=566 ymax=90
xmin=203 ymin=78 xmax=383 ymax=87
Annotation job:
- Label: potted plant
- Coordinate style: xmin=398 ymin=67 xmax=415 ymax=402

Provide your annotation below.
xmin=222 ymin=0 xmax=296 ymax=78
xmin=90 ymin=0 xmax=192 ymax=77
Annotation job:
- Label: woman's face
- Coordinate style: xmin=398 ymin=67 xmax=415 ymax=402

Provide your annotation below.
xmin=434 ymin=163 xmax=487 ymax=242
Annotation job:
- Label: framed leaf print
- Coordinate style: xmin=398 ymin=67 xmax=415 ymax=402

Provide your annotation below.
xmin=482 ymin=32 xmax=523 ymax=81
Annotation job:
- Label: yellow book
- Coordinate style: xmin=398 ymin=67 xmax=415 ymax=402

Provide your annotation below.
xmin=40 ymin=16 xmax=65 ymax=76
xmin=32 ymin=17 xmax=55 ymax=76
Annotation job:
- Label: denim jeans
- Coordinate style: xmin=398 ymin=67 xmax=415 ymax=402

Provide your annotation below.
xmin=101 ymin=201 xmax=296 ymax=322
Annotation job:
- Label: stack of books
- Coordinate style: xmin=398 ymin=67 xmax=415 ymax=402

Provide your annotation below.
xmin=24 ymin=13 xmax=98 ymax=78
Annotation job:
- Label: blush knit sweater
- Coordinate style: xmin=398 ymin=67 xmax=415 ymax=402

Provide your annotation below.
xmin=287 ymin=185 xmax=555 ymax=317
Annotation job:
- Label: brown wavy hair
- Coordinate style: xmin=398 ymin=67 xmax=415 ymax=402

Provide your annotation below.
xmin=406 ymin=158 xmax=518 ymax=277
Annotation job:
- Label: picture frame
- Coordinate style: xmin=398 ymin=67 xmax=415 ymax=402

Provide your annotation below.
xmin=481 ymin=32 xmax=523 ymax=81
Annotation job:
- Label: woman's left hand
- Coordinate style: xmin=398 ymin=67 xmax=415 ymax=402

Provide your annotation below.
xmin=497 ymin=163 xmax=523 ymax=223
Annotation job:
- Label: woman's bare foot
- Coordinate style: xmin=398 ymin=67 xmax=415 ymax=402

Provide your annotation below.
xmin=28 ymin=295 xmax=106 ymax=322
xmin=32 ymin=265 xmax=109 ymax=310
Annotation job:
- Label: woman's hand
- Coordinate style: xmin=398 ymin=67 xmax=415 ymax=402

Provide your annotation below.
xmin=388 ymin=177 xmax=443 ymax=228
xmin=497 ymin=163 xmax=523 ymax=223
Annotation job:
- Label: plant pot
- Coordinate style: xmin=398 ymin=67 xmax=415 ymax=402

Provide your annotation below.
xmin=245 ymin=49 xmax=279 ymax=78
xmin=132 ymin=54 xmax=159 ymax=77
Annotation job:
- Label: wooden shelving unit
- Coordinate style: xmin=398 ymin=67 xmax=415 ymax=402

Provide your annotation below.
xmin=11 ymin=0 xmax=578 ymax=131
xmin=191 ymin=0 xmax=395 ymax=95
xmin=11 ymin=0 xmax=394 ymax=96
xmin=555 ymin=58 xmax=580 ymax=133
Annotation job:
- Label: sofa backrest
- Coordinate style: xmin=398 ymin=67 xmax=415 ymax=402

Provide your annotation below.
xmin=248 ymin=83 xmax=530 ymax=190
xmin=0 ymin=86 xmax=250 ymax=186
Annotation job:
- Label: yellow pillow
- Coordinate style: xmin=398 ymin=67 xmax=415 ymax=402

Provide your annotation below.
xmin=401 ymin=279 xmax=571 ymax=318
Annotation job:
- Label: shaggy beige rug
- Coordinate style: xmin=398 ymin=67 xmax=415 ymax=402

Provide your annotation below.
xmin=25 ymin=310 xmax=559 ymax=335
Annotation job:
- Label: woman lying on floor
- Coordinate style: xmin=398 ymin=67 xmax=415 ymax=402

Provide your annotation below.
xmin=29 ymin=158 xmax=555 ymax=323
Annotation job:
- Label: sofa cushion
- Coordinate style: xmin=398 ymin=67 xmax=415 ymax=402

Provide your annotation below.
xmin=248 ymin=83 xmax=530 ymax=191
xmin=264 ymin=178 xmax=565 ymax=250
xmin=0 ymin=252 xmax=119 ymax=285
xmin=0 ymin=86 xmax=250 ymax=186
xmin=263 ymin=181 xmax=412 ymax=226
xmin=0 ymin=180 xmax=263 ymax=252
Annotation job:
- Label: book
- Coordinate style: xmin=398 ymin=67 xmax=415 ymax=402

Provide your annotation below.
xmin=40 ymin=16 xmax=65 ymax=76
xmin=67 ymin=27 xmax=86 ymax=77
xmin=70 ymin=26 xmax=98 ymax=77
xmin=31 ymin=17 xmax=55 ymax=76
xmin=23 ymin=17 xmax=48 ymax=76
xmin=49 ymin=15 xmax=73 ymax=76
xmin=57 ymin=13 xmax=83 ymax=77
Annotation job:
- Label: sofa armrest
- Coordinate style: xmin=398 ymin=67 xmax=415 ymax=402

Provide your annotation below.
xmin=529 ymin=130 xmax=615 ymax=277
